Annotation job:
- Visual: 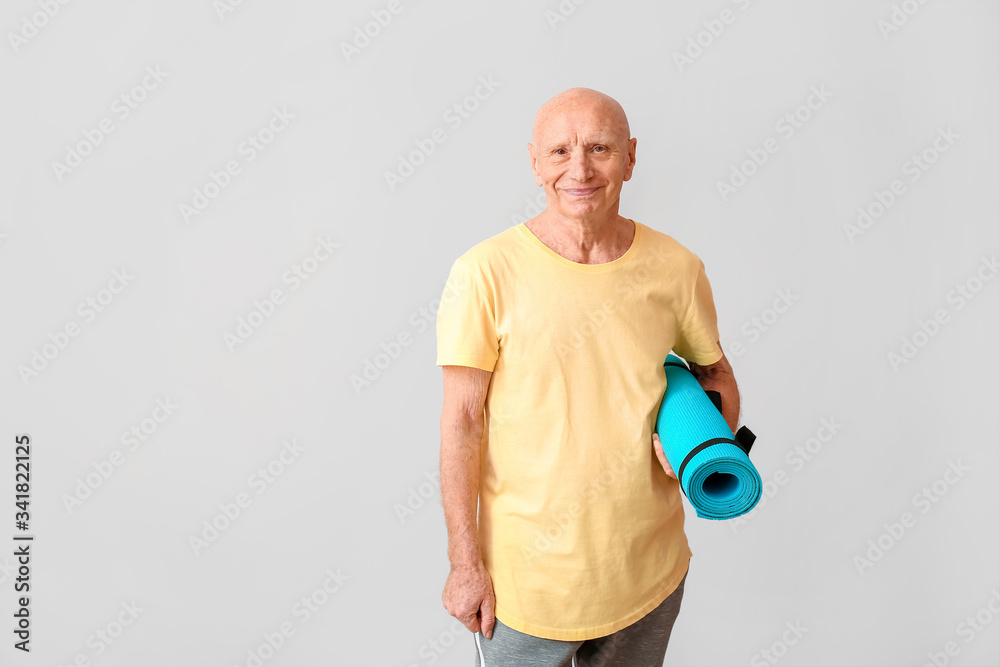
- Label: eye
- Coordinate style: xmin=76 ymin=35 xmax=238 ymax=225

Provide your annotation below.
xmin=554 ymin=148 xmax=567 ymax=155
xmin=594 ymin=145 xmax=607 ymax=152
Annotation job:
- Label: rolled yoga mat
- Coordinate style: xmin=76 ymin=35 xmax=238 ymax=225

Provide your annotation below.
xmin=654 ymin=353 xmax=762 ymax=520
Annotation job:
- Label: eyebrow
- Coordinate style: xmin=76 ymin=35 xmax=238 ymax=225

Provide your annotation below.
xmin=543 ymin=137 xmax=618 ymax=150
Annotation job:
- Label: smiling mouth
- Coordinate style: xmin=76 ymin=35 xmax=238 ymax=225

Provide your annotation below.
xmin=564 ymin=187 xmax=600 ymax=196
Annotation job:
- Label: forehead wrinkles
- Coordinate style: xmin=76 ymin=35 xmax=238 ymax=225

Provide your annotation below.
xmin=533 ymin=91 xmax=630 ymax=148
xmin=544 ymin=135 xmax=616 ymax=152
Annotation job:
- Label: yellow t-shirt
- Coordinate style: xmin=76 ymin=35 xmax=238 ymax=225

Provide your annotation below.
xmin=435 ymin=219 xmax=723 ymax=641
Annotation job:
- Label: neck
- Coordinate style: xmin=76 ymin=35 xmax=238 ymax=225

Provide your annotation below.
xmin=526 ymin=210 xmax=635 ymax=264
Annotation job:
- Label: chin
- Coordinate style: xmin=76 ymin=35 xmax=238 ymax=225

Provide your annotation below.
xmin=562 ymin=200 xmax=605 ymax=215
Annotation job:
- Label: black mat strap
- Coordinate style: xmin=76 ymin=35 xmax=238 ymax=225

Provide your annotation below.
xmin=734 ymin=426 xmax=756 ymax=455
xmin=676 ymin=437 xmax=738 ymax=495
xmin=705 ymin=390 xmax=723 ymax=413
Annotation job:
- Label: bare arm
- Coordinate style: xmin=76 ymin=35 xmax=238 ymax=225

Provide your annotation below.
xmin=439 ymin=365 xmax=496 ymax=638
xmin=687 ymin=342 xmax=740 ymax=432
xmin=440 ymin=365 xmax=491 ymax=567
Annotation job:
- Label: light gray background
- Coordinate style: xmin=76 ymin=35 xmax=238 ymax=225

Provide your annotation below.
xmin=1 ymin=1 xmax=998 ymax=666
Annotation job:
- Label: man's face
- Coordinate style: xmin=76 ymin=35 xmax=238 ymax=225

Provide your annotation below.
xmin=528 ymin=96 xmax=636 ymax=221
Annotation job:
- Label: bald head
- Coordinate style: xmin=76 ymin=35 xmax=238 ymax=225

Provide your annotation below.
xmin=531 ymin=88 xmax=631 ymax=148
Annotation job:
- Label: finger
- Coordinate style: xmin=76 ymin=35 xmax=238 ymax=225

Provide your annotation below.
xmin=463 ymin=611 xmax=481 ymax=635
xmin=653 ymin=437 xmax=668 ymax=464
xmin=660 ymin=450 xmax=676 ymax=478
xmin=653 ymin=441 xmax=677 ymax=478
xmin=481 ymin=594 xmax=496 ymax=639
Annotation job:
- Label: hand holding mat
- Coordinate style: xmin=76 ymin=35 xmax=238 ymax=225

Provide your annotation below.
xmin=654 ymin=353 xmax=762 ymax=520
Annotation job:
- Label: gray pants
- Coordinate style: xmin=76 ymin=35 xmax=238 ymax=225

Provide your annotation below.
xmin=474 ymin=566 xmax=688 ymax=667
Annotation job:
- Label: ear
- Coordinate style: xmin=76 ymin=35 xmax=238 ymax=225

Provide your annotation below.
xmin=527 ymin=142 xmax=543 ymax=187
xmin=622 ymin=137 xmax=637 ymax=182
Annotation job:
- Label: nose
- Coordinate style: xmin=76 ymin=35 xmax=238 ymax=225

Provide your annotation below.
xmin=567 ymin=148 xmax=594 ymax=182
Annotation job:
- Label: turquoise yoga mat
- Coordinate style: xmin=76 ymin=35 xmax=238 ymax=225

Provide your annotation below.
xmin=654 ymin=353 xmax=762 ymax=520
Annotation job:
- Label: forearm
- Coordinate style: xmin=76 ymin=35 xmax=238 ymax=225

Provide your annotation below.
xmin=703 ymin=374 xmax=739 ymax=433
xmin=688 ymin=344 xmax=740 ymax=432
xmin=440 ymin=415 xmax=485 ymax=569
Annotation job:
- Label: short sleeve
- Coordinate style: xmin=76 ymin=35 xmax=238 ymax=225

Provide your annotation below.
xmin=672 ymin=258 xmax=723 ymax=365
xmin=435 ymin=257 xmax=499 ymax=372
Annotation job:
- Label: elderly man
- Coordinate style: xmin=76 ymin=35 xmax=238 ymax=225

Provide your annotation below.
xmin=436 ymin=88 xmax=740 ymax=666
